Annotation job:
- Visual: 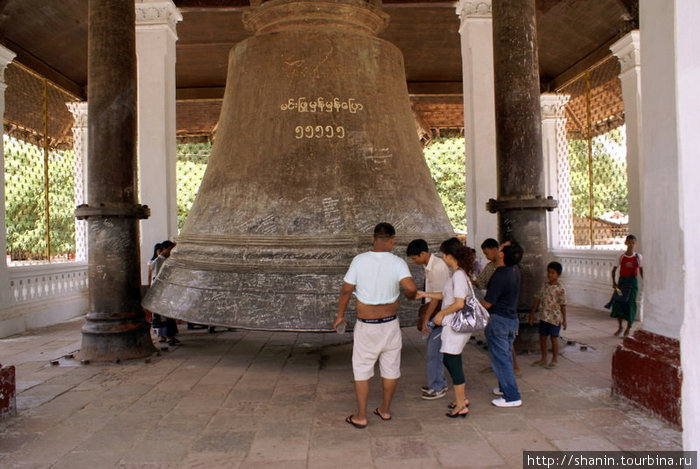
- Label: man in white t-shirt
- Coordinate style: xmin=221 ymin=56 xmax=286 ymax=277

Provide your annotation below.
xmin=334 ymin=222 xmax=417 ymax=429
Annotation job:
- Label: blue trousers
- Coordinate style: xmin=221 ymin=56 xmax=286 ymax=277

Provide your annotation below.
xmin=485 ymin=314 xmax=521 ymax=402
xmin=426 ymin=326 xmax=447 ymax=391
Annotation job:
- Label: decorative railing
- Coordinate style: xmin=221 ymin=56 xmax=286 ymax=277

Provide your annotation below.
xmin=554 ymin=248 xmax=618 ymax=281
xmin=551 ymin=248 xmax=619 ymax=308
xmin=5 ymin=250 xmax=617 ymax=308
xmin=8 ymin=262 xmax=88 ymax=305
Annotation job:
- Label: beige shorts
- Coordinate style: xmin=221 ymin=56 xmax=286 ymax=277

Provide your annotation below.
xmin=352 ymin=319 xmax=402 ymax=381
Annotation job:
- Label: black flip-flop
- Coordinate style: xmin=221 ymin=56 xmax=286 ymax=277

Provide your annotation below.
xmin=448 ymin=401 xmax=470 ymax=409
xmin=345 ymin=415 xmax=366 ymax=429
xmin=373 ymin=408 xmax=392 ymax=421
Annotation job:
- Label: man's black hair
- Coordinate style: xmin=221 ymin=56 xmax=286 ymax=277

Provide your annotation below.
xmin=374 ymin=222 xmax=396 ymax=238
xmin=503 ymin=241 xmax=523 ymax=266
xmin=481 ymin=238 xmax=499 ymax=250
xmin=161 ymin=240 xmax=176 ymax=249
xmin=547 ymin=261 xmax=563 ymax=276
xmin=406 ymin=239 xmax=429 ymax=256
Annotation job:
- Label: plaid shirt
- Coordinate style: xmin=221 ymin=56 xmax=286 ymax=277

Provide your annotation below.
xmin=536 ymin=282 xmax=567 ymax=326
xmin=474 ymin=261 xmax=496 ymax=291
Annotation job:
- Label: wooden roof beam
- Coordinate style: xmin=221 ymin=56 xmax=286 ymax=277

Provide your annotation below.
xmin=175 ymin=0 xmax=458 ymax=10
xmin=1 ymin=39 xmax=86 ymax=100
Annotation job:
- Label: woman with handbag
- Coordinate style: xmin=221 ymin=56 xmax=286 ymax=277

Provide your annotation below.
xmin=416 ymin=237 xmax=475 ymax=418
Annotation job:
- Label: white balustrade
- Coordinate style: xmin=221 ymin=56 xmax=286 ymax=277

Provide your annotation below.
xmin=551 ymin=248 xmax=620 ymax=310
xmin=8 ymin=263 xmax=88 ymax=305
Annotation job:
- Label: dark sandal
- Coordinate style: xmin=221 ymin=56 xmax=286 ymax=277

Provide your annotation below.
xmin=373 ymin=408 xmax=392 ymax=421
xmin=345 ymin=415 xmax=366 ymax=429
xmin=448 ymin=400 xmax=470 ymax=410
xmin=446 ymin=406 xmax=469 ymax=418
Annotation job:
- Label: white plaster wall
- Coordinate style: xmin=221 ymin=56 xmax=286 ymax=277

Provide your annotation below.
xmin=458 ymin=4 xmax=499 ymax=250
xmin=671 ymin=0 xmax=700 ymax=451
xmin=638 ymin=1 xmax=683 ymax=340
xmin=66 ymin=102 xmax=89 ymax=262
xmin=542 ymin=111 xmax=558 ymax=249
xmin=136 ymin=2 xmax=181 ymax=284
xmin=0 ymin=263 xmax=89 ymax=338
xmin=0 ymin=293 xmax=88 ymax=338
xmin=541 ymin=93 xmax=567 ymax=251
xmin=610 ymin=32 xmax=644 ymax=244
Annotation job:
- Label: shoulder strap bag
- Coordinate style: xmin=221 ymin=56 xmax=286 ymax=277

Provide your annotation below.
xmin=450 ymin=277 xmax=490 ymax=333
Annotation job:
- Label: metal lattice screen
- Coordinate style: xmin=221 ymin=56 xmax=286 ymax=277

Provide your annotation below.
xmin=176 ymin=140 xmax=211 ymax=231
xmin=3 ymin=62 xmax=82 ymax=264
xmin=556 ymin=55 xmax=629 ymax=248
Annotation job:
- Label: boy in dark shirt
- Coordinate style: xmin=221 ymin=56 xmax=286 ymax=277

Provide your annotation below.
xmin=482 ymin=241 xmax=523 ymax=408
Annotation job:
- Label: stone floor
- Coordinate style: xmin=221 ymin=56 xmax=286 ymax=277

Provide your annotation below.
xmin=0 ymin=306 xmax=682 ymax=468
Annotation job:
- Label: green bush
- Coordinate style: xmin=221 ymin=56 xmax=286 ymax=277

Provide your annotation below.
xmin=176 ymin=141 xmax=210 ymax=231
xmin=569 ymin=127 xmax=628 ymax=219
xmin=423 ymin=136 xmax=466 ymax=232
xmin=4 ymin=135 xmax=76 ymax=261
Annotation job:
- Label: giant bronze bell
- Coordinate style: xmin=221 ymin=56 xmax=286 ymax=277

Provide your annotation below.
xmin=143 ymin=0 xmax=454 ymax=331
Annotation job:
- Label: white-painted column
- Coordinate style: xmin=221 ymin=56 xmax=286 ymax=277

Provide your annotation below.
xmin=0 ymin=46 xmax=16 ymax=308
xmin=610 ymin=31 xmax=643 ymax=243
xmin=671 ymin=0 xmax=700 ymax=451
xmin=639 ymin=2 xmax=684 ymax=341
xmin=135 ymin=1 xmax=182 ymax=283
xmin=540 ymin=93 xmax=570 ymax=250
xmin=66 ymin=102 xmax=88 ymax=263
xmin=640 ymin=0 xmax=700 ymax=447
xmin=456 ymin=0 xmax=498 ymax=250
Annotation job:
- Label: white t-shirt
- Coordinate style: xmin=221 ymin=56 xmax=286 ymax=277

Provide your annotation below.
xmin=151 ymin=255 xmax=167 ymax=283
xmin=343 ymin=251 xmax=412 ymax=305
xmin=442 ymin=268 xmax=469 ymax=308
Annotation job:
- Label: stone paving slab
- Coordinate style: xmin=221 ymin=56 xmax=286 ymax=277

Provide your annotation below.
xmin=0 ymin=307 xmax=682 ymax=468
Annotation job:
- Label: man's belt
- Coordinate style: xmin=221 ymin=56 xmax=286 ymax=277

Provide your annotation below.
xmin=357 ymin=315 xmax=398 ymax=324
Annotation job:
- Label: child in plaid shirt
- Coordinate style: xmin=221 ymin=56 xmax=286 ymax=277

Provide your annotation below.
xmin=528 ymin=262 xmax=567 ymax=369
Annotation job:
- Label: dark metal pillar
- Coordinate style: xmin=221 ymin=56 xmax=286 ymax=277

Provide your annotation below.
xmin=487 ymin=0 xmax=557 ymax=311
xmin=76 ymin=0 xmax=154 ymax=361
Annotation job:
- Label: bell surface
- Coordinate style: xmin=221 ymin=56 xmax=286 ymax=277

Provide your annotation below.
xmin=143 ymin=0 xmax=454 ymax=331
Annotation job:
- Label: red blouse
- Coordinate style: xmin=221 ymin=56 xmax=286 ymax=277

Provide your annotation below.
xmin=618 ymin=253 xmax=642 ymax=278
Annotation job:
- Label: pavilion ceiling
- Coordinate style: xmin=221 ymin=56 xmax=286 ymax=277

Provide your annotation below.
xmin=0 ymin=0 xmax=637 ymax=139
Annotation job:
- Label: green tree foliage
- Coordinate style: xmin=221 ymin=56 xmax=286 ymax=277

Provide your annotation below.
xmin=176 ymin=142 xmax=210 ymax=231
xmin=48 ymin=148 xmax=77 ymax=257
xmin=4 ymin=135 xmax=76 ymax=261
xmin=423 ymin=136 xmax=466 ymax=232
xmin=3 ymin=134 xmax=473 ymax=260
xmin=569 ymin=127 xmax=628 ymax=219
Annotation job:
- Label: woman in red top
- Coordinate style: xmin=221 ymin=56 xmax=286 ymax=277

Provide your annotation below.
xmin=609 ymin=235 xmax=643 ymax=337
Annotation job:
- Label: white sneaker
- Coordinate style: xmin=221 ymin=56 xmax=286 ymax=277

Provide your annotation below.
xmin=421 ymin=387 xmax=448 ymax=400
xmin=492 ymin=387 xmax=503 ymax=396
xmin=491 ymin=397 xmax=522 ymax=408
